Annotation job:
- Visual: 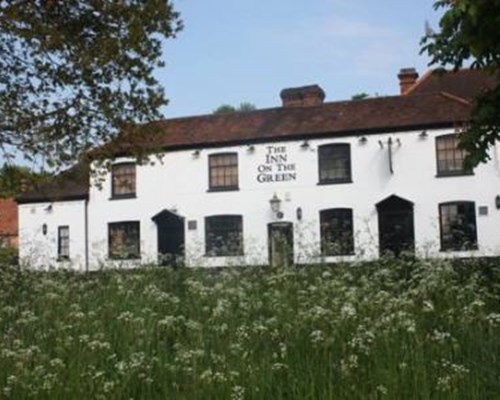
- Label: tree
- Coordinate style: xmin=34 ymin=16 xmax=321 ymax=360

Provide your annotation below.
xmin=421 ymin=0 xmax=500 ymax=167
xmin=351 ymin=93 xmax=370 ymax=101
xmin=0 ymin=164 xmax=47 ymax=198
xmin=213 ymin=102 xmax=257 ymax=115
xmin=0 ymin=1 xmax=182 ymax=169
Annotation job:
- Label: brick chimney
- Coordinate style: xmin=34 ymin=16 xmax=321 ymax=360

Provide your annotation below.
xmin=398 ymin=68 xmax=419 ymax=94
xmin=280 ymin=85 xmax=325 ymax=107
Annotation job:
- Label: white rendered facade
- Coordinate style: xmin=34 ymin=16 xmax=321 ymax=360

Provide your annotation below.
xmin=18 ymin=127 xmax=500 ymax=270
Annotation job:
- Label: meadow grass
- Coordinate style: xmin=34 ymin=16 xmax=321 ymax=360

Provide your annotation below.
xmin=0 ymin=257 xmax=499 ymax=399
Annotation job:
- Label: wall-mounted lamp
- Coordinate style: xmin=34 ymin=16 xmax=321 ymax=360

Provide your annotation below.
xmin=495 ymin=195 xmax=500 ymax=210
xmin=270 ymin=193 xmax=281 ymax=214
xmin=300 ymin=140 xmax=310 ymax=149
xmin=42 ymin=223 xmax=47 ymax=235
xmin=296 ymin=207 xmax=303 ymax=221
xmin=247 ymin=144 xmax=255 ymax=153
xmin=358 ymin=136 xmax=367 ymax=145
xmin=419 ymin=130 xmax=428 ymax=139
xmin=44 ymin=204 xmax=53 ymax=213
xmin=192 ymin=150 xmax=200 ymax=158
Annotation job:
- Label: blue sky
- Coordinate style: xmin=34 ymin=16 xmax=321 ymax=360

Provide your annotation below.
xmin=159 ymin=0 xmax=444 ymax=118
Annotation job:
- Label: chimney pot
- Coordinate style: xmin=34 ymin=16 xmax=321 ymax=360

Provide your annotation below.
xmin=280 ymin=85 xmax=325 ymax=107
xmin=398 ymin=68 xmax=419 ymax=94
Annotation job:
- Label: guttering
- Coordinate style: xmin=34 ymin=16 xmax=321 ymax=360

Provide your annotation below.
xmin=16 ymin=194 xmax=89 ymax=205
xmin=84 ymin=199 xmax=89 ymax=273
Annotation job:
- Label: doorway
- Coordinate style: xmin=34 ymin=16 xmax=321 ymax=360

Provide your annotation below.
xmin=152 ymin=209 xmax=185 ymax=266
xmin=268 ymin=222 xmax=294 ymax=268
xmin=376 ymin=195 xmax=415 ymax=257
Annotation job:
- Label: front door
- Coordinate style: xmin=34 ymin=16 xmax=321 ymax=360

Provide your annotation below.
xmin=268 ymin=222 xmax=294 ymax=268
xmin=377 ymin=195 xmax=415 ymax=257
xmin=152 ymin=210 xmax=185 ymax=266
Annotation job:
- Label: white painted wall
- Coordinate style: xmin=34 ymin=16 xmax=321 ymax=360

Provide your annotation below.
xmin=17 ymin=127 xmax=500 ymax=269
xmin=78 ymin=127 xmax=500 ymax=269
xmin=19 ymin=200 xmax=87 ymax=270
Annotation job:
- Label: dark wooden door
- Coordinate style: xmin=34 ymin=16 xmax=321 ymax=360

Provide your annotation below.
xmin=152 ymin=210 xmax=185 ymax=266
xmin=377 ymin=196 xmax=415 ymax=256
xmin=268 ymin=222 xmax=294 ymax=268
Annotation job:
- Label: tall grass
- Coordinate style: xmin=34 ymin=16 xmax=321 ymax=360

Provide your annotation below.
xmin=0 ymin=258 xmax=499 ymax=399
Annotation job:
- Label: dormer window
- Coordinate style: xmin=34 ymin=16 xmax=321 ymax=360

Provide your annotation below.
xmin=111 ymin=163 xmax=136 ymax=199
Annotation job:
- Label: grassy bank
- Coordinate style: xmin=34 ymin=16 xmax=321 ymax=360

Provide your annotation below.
xmin=1 ymin=258 xmax=499 ymax=399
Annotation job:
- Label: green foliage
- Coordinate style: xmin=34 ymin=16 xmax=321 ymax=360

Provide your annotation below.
xmin=212 ymin=104 xmax=237 ymax=114
xmin=237 ymin=102 xmax=257 ymax=112
xmin=351 ymin=92 xmax=370 ymax=101
xmin=0 ymin=1 xmax=182 ymax=168
xmin=213 ymin=102 xmax=257 ymax=114
xmin=421 ymin=0 xmax=500 ymax=167
xmin=0 ymin=246 xmax=17 ymax=267
xmin=0 ymin=164 xmax=47 ymax=198
xmin=0 ymin=259 xmax=499 ymax=398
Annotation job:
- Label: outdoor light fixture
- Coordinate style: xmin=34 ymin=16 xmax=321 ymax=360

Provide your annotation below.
xmin=300 ymin=140 xmax=310 ymax=149
xmin=495 ymin=195 xmax=500 ymax=210
xmin=270 ymin=193 xmax=282 ymax=214
xmin=192 ymin=150 xmax=200 ymax=158
xmin=44 ymin=204 xmax=53 ymax=213
xmin=358 ymin=136 xmax=367 ymax=144
xmin=419 ymin=130 xmax=428 ymax=139
xmin=42 ymin=223 xmax=47 ymax=235
xmin=247 ymin=144 xmax=255 ymax=153
xmin=296 ymin=207 xmax=303 ymax=221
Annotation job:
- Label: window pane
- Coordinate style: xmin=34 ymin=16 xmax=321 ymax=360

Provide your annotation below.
xmin=319 ymin=144 xmax=351 ymax=183
xmin=439 ymin=202 xmax=477 ymax=251
xmin=58 ymin=226 xmax=70 ymax=259
xmin=205 ymin=215 xmax=243 ymax=256
xmin=320 ymin=208 xmax=354 ymax=256
xmin=209 ymin=153 xmax=239 ymax=190
xmin=112 ymin=163 xmax=136 ymax=197
xmin=109 ymin=221 xmax=140 ymax=259
xmin=436 ymin=135 xmax=470 ymax=175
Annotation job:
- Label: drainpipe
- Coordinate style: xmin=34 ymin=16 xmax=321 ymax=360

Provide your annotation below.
xmin=84 ymin=199 xmax=89 ymax=272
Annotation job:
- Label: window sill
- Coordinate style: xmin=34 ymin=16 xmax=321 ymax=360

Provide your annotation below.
xmin=207 ymin=187 xmax=239 ymax=193
xmin=317 ymin=179 xmax=353 ymax=186
xmin=435 ymin=171 xmax=474 ymax=178
xmin=439 ymin=246 xmax=478 ymax=252
xmin=109 ymin=194 xmax=137 ymax=200
xmin=321 ymin=252 xmax=355 ymax=257
xmin=57 ymin=257 xmax=70 ymax=262
xmin=108 ymin=255 xmax=141 ymax=260
xmin=204 ymin=253 xmax=244 ymax=258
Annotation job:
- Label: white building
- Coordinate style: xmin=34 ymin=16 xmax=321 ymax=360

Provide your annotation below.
xmin=17 ymin=68 xmax=500 ymax=270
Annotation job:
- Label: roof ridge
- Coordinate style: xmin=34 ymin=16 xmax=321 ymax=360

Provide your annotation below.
xmin=404 ymin=69 xmax=433 ymax=95
xmin=158 ymin=92 xmax=453 ymax=124
xmin=439 ymin=91 xmax=471 ymax=106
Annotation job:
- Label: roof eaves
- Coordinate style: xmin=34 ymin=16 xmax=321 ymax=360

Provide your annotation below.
xmin=16 ymin=193 xmax=88 ymax=205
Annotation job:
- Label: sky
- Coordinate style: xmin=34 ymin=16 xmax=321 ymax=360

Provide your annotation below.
xmin=159 ymin=0 xmax=444 ymax=118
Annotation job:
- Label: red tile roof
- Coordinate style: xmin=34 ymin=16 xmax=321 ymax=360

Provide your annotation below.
xmin=405 ymin=68 xmax=497 ymax=100
xmin=17 ymin=68 xmax=495 ymax=203
xmin=109 ymin=91 xmax=472 ymax=155
xmin=16 ymin=163 xmax=89 ymax=204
